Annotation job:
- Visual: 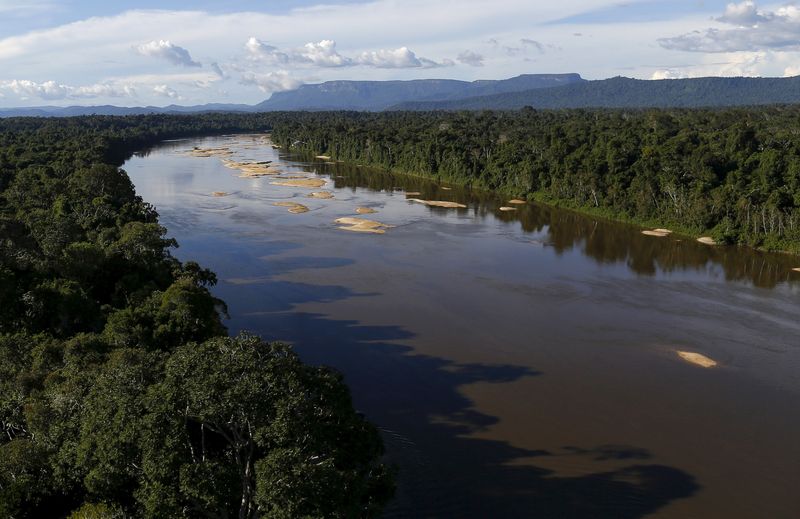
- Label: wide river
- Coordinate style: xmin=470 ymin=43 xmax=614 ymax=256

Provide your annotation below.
xmin=125 ymin=134 xmax=800 ymax=518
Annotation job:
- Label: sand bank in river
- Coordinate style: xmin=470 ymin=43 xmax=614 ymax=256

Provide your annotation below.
xmin=211 ymin=191 xmax=229 ymax=197
xmin=407 ymin=198 xmax=467 ymax=209
xmin=315 ymin=155 xmax=331 ymax=160
xmin=356 ymin=207 xmax=377 ymax=214
xmin=642 ymin=230 xmax=670 ymax=237
xmin=334 ymin=217 xmax=391 ymax=234
xmin=508 ymin=199 xmax=527 ymax=205
xmin=697 ymin=237 xmax=717 ymax=245
xmin=308 ymin=191 xmax=334 ymax=199
xmin=792 ymin=267 xmax=800 ymax=272
xmin=405 ymin=192 xmax=422 ymax=196
xmin=187 ymin=147 xmax=234 ymax=158
xmin=273 ymin=202 xmax=309 ymax=214
xmin=271 ymin=178 xmax=327 ymax=188
xmin=441 ymin=187 xmax=452 ymax=191
xmin=677 ymin=351 xmax=717 ymax=368
xmin=499 ymin=206 xmax=517 ymax=212
xmin=222 ymin=159 xmax=281 ymax=177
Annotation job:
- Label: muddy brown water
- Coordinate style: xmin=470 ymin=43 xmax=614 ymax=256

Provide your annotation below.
xmin=125 ymin=135 xmax=800 ymax=518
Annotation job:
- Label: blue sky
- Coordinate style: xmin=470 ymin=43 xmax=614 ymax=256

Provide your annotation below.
xmin=1 ymin=0 xmax=798 ymax=107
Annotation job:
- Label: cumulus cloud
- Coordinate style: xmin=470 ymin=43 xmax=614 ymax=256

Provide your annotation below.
xmin=457 ymin=50 xmax=484 ymax=66
xmin=136 ymin=39 xmax=201 ymax=67
xmin=153 ymin=84 xmax=179 ymax=98
xmin=0 ymin=79 xmax=136 ymax=100
xmin=244 ymin=37 xmax=290 ymax=64
xmin=659 ymin=2 xmax=800 ymax=53
xmin=297 ymin=40 xmax=351 ymax=67
xmin=356 ymin=47 xmax=452 ymax=68
xmin=650 ymin=69 xmax=690 ymax=80
xmin=245 ymin=37 xmax=452 ymax=69
xmin=240 ymin=71 xmax=302 ymax=93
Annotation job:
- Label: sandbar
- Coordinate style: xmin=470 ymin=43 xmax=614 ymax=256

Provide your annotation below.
xmin=315 ymin=155 xmax=331 ymax=160
xmin=508 ymin=199 xmax=527 ymax=205
xmin=441 ymin=187 xmax=452 ymax=191
xmin=405 ymin=192 xmax=422 ymax=196
xmin=211 ymin=191 xmax=229 ymax=197
xmin=308 ymin=191 xmax=334 ymax=199
xmin=222 ymin=159 xmax=281 ymax=177
xmin=356 ymin=207 xmax=377 ymax=214
xmin=499 ymin=206 xmax=517 ymax=212
xmin=271 ymin=179 xmax=327 ymax=188
xmin=697 ymin=237 xmax=717 ymax=245
xmin=642 ymin=230 xmax=670 ymax=237
xmin=273 ymin=202 xmax=310 ymax=214
xmin=407 ymin=198 xmax=467 ymax=209
xmin=334 ymin=217 xmax=391 ymax=234
xmin=676 ymin=351 xmax=717 ymax=368
xmin=187 ymin=147 xmax=233 ymax=158
xmin=792 ymin=267 xmax=800 ymax=273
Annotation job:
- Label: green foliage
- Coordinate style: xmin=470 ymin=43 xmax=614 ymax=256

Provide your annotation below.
xmin=0 ymin=114 xmax=393 ymax=517
xmin=271 ymin=108 xmax=800 ymax=253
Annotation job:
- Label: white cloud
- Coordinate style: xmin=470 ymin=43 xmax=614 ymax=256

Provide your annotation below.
xmin=650 ymin=69 xmax=689 ymax=80
xmin=457 ymin=50 xmax=485 ymax=66
xmin=1 ymin=79 xmax=69 ymax=100
xmin=0 ymin=79 xmax=136 ymax=100
xmin=660 ymin=2 xmax=800 ymax=53
xmin=244 ymin=37 xmax=289 ymax=64
xmin=240 ymin=71 xmax=302 ymax=93
xmin=356 ymin=47 xmax=421 ymax=68
xmin=247 ymin=37 xmax=450 ymax=69
xmin=136 ymin=39 xmax=201 ymax=67
xmin=297 ymin=40 xmax=351 ymax=67
xmin=153 ymin=84 xmax=179 ymax=98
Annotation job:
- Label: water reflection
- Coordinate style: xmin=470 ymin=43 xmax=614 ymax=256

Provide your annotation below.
xmin=279 ymin=155 xmax=799 ymax=289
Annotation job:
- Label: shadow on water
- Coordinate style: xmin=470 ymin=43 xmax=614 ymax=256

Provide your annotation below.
xmin=202 ymin=236 xmax=698 ymax=519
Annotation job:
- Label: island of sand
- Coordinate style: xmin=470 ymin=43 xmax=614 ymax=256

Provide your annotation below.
xmin=499 ymin=206 xmax=517 ymax=212
xmin=273 ymin=202 xmax=310 ymax=214
xmin=697 ymin=237 xmax=717 ymax=245
xmin=507 ymin=199 xmax=527 ymax=205
xmin=308 ymin=191 xmax=334 ymax=199
xmin=676 ymin=351 xmax=718 ymax=368
xmin=642 ymin=228 xmax=672 ymax=237
xmin=186 ymin=147 xmax=234 ymax=158
xmin=407 ymin=198 xmax=467 ymax=209
xmin=222 ymin=159 xmax=281 ymax=178
xmin=271 ymin=178 xmax=327 ymax=189
xmin=335 ymin=217 xmax=391 ymax=234
xmin=356 ymin=207 xmax=377 ymax=215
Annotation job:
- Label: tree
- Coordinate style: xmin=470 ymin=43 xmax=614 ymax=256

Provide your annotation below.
xmin=140 ymin=334 xmax=394 ymax=519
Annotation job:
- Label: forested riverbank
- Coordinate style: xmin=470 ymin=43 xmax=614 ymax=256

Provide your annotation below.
xmin=0 ymin=115 xmax=393 ymax=518
xmin=271 ymin=108 xmax=800 ymax=253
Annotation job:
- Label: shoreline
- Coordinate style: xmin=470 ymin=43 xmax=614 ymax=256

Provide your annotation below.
xmin=299 ymin=152 xmax=800 ymax=258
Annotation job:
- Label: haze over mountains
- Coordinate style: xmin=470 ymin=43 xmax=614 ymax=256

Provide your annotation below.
xmin=4 ymin=73 xmax=800 ymax=117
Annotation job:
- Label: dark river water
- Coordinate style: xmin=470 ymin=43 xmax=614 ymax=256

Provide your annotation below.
xmin=125 ymin=134 xmax=800 ymax=518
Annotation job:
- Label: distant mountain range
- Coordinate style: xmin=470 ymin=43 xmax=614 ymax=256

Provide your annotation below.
xmin=4 ymin=73 xmax=800 ymax=116
xmin=391 ymin=76 xmax=800 ymax=110
xmin=253 ymin=73 xmax=583 ymax=111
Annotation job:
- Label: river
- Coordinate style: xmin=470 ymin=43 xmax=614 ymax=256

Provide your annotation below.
xmin=124 ymin=134 xmax=800 ymax=518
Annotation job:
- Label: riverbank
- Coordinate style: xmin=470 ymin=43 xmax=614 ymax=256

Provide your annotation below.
xmin=300 ymin=152 xmax=800 ymax=258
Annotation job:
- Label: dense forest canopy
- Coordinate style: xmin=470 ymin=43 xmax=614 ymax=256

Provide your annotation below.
xmin=2 ymin=104 xmax=800 ymax=515
xmin=270 ymin=107 xmax=800 ymax=253
xmin=0 ymin=114 xmax=393 ymax=518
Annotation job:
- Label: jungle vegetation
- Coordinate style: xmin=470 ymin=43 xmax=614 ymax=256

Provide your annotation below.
xmin=271 ymin=107 xmax=800 ymax=253
xmin=0 ymin=114 xmax=393 ymax=518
